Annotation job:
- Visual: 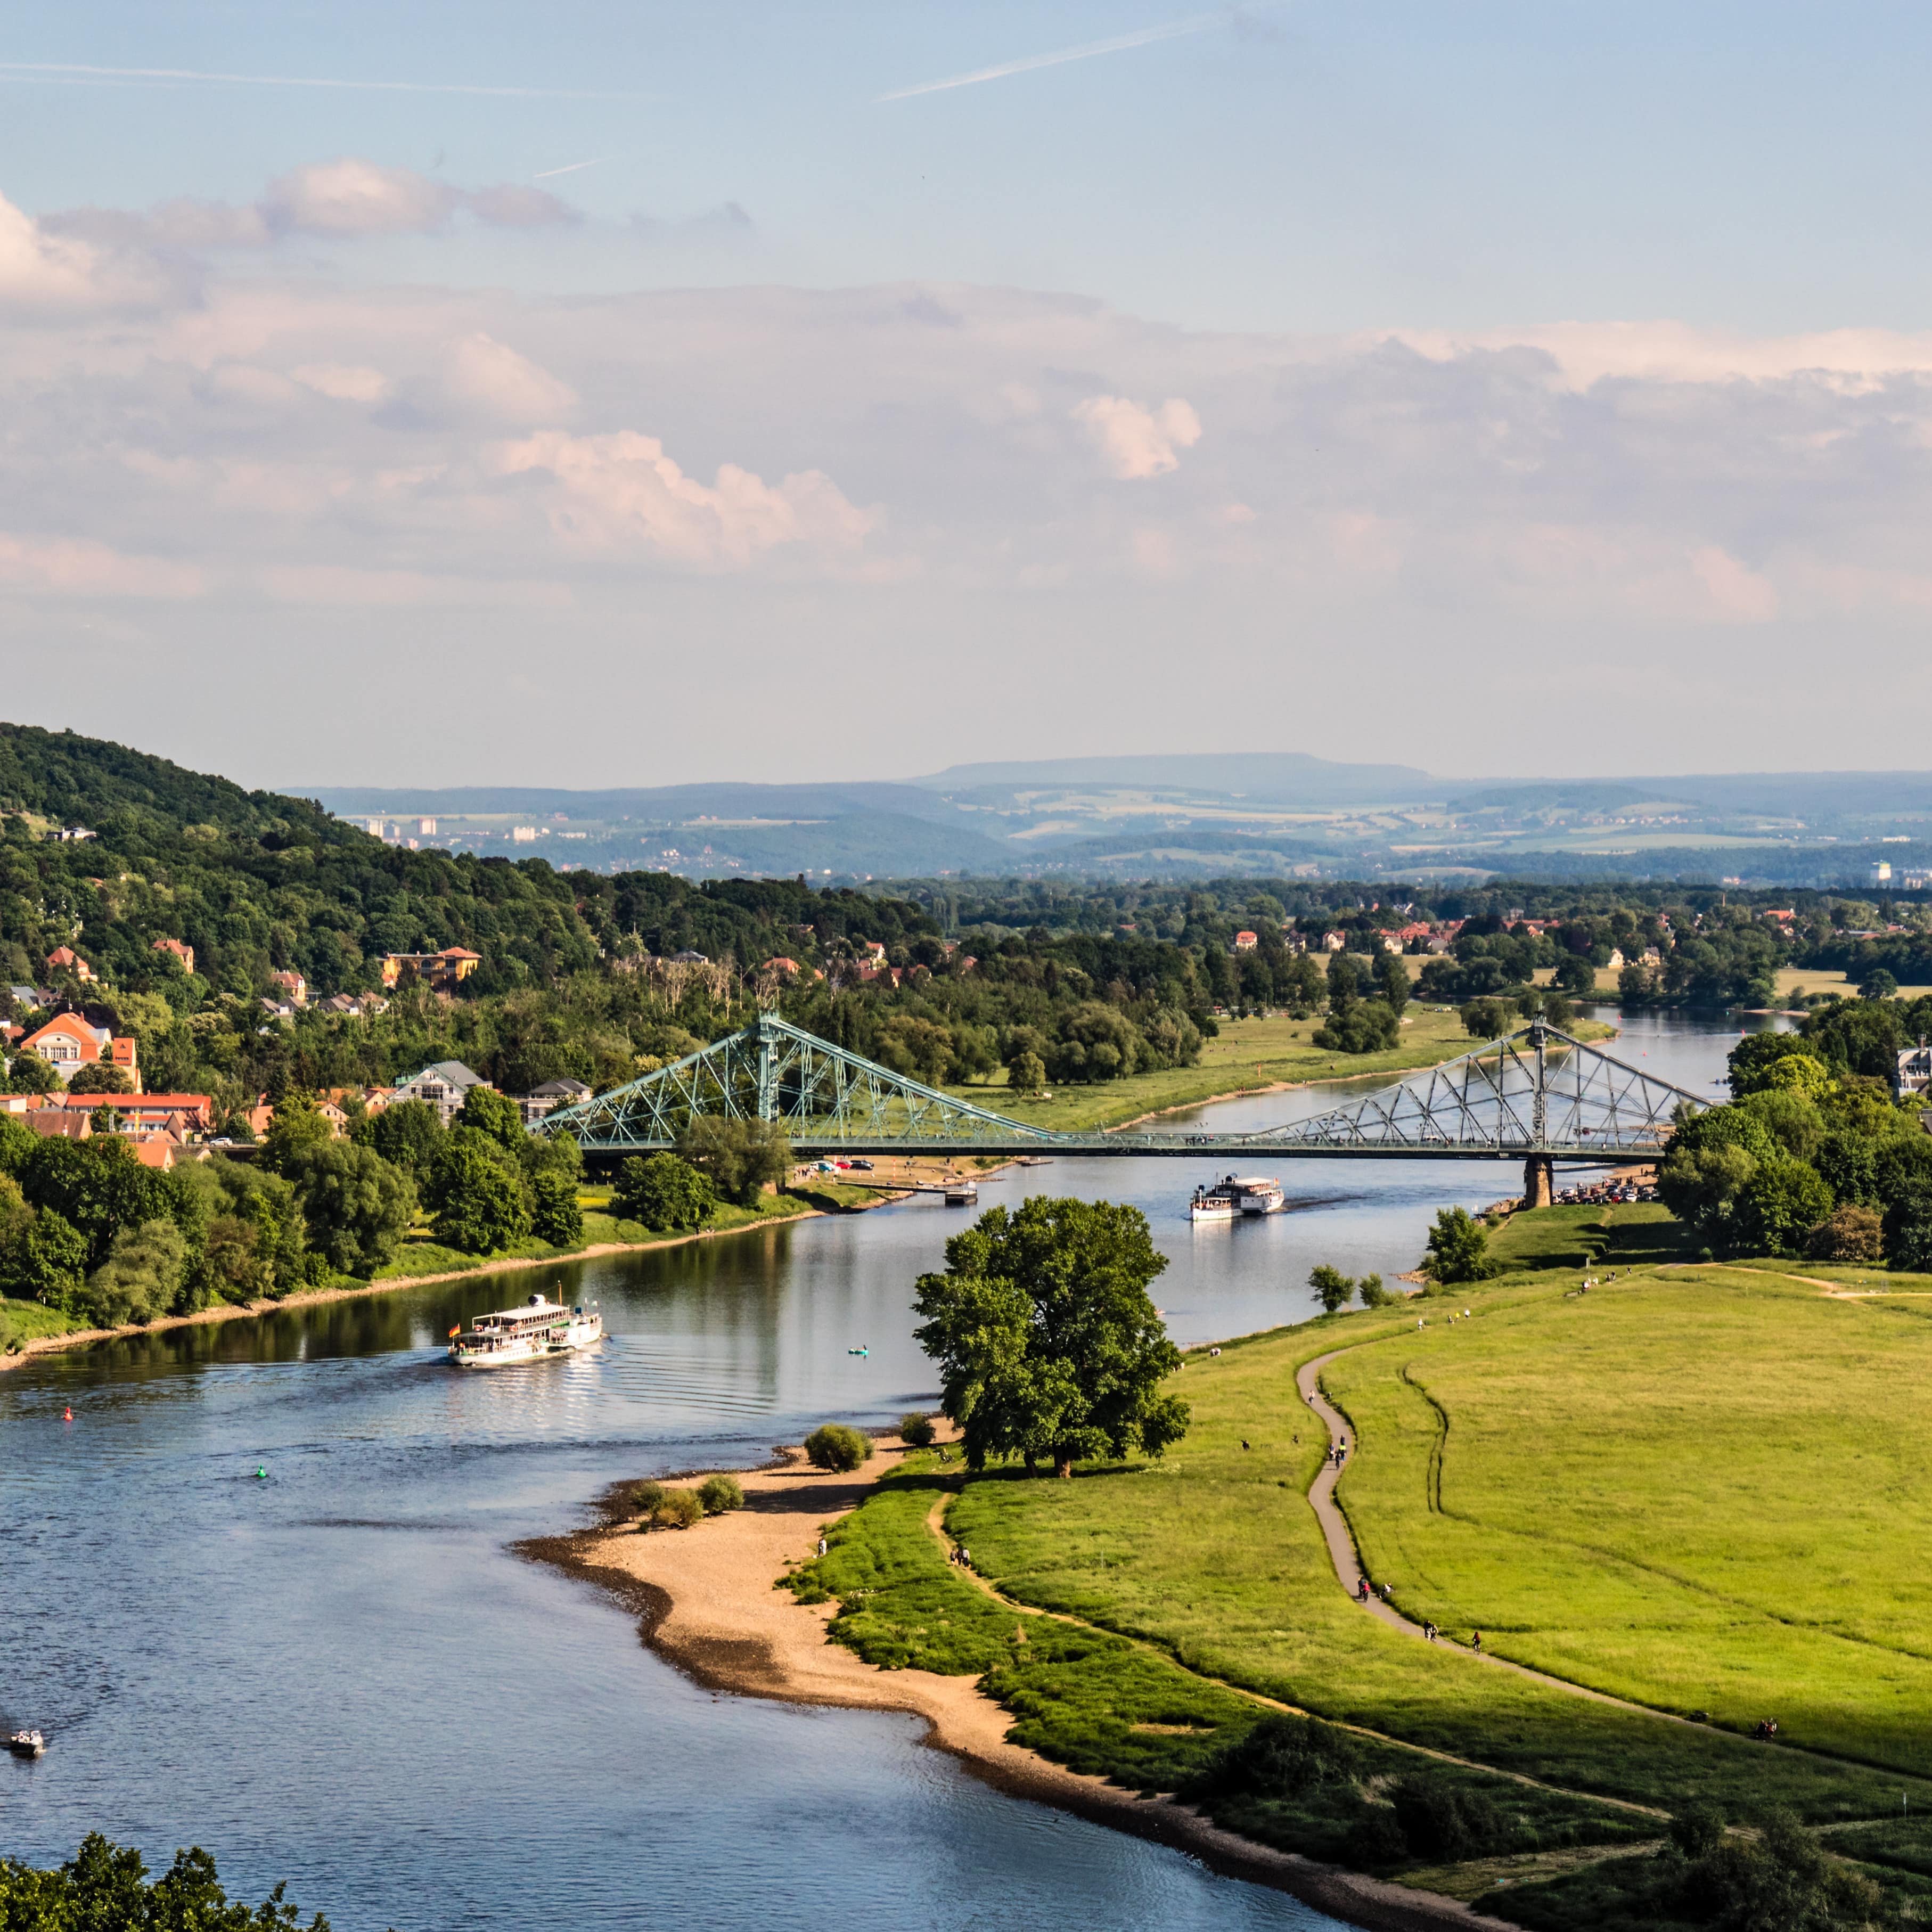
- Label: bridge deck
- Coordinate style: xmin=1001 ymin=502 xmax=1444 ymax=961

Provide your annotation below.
xmin=589 ymin=1133 xmax=1650 ymax=1161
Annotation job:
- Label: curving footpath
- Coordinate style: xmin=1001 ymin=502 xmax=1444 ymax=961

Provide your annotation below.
xmin=1297 ymin=1345 xmax=1715 ymax=1729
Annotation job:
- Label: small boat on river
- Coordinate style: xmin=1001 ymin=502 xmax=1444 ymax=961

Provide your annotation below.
xmin=6 ymin=1730 xmax=45 ymax=1758
xmin=1190 ymin=1174 xmax=1286 ymax=1221
xmin=944 ymin=1177 xmax=979 ymax=1207
xmin=447 ymin=1292 xmax=602 ymax=1369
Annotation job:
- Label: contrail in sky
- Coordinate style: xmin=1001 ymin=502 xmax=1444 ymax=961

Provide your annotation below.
xmin=534 ymin=158 xmax=605 ymax=178
xmin=877 ymin=13 xmax=1225 ymax=102
xmin=0 ymin=60 xmax=644 ymax=99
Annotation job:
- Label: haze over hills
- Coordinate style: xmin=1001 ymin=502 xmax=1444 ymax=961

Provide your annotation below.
xmin=299 ymin=752 xmax=1932 ymax=888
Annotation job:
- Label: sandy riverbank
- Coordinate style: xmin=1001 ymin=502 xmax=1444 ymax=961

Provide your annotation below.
xmin=0 ymin=1206 xmax=825 ymax=1375
xmin=529 ymin=1437 xmax=1518 ymax=1932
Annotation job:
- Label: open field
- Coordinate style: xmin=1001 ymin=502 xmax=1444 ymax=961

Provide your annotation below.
xmin=941 ymin=1006 xmax=1610 ymax=1135
xmin=1324 ymin=1260 xmax=1932 ymax=1773
xmin=782 ymin=1213 xmax=1932 ymax=1921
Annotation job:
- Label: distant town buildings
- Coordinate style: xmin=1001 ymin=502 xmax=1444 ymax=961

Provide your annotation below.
xmin=151 ymin=937 xmax=195 ymax=976
xmin=45 ymin=946 xmax=94 ymax=983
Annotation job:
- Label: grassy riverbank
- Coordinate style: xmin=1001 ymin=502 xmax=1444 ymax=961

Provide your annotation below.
xmin=782 ymin=1215 xmax=1932 ymax=1923
xmin=939 ymin=1008 xmax=1611 ymax=1135
xmin=1 ymin=1295 xmax=81 ymax=1357
xmin=369 ymin=1188 xmax=821 ymax=1282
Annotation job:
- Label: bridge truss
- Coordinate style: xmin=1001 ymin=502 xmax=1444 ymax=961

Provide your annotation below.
xmin=536 ymin=1013 xmax=1705 ymax=1173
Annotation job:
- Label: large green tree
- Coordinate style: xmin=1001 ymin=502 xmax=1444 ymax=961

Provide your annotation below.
xmin=424 ymin=1138 xmax=529 ymax=1255
xmin=282 ymin=1142 xmax=414 ymax=1276
xmin=1422 ymin=1206 xmax=1499 ymax=1284
xmin=913 ymin=1196 xmax=1189 ymax=1477
xmin=0 ymin=1832 xmax=334 ymax=1931
xmin=455 ymin=1083 xmax=525 ymax=1149
xmin=613 ymin=1152 xmax=715 ymax=1231
xmin=677 ymin=1117 xmax=791 ymax=1207
xmin=360 ymin=1098 xmax=445 ymax=1172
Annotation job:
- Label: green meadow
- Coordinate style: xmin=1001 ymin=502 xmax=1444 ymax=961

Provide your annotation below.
xmin=1326 ymin=1247 xmax=1932 ymax=1772
xmin=790 ymin=1202 xmax=1932 ymax=1924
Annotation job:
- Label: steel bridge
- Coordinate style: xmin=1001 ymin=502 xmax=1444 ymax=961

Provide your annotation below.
xmin=535 ymin=1013 xmax=1704 ymax=1198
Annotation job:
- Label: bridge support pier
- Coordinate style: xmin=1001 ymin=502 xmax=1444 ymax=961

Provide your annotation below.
xmin=1522 ymin=1155 xmax=1554 ymax=1209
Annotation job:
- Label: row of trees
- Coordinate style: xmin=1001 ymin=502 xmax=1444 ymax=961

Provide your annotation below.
xmin=0 ymin=1085 xmax=600 ymax=1329
xmin=1658 ymin=1030 xmax=1932 ymax=1263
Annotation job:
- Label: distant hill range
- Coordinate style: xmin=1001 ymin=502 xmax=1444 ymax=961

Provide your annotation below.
xmin=298 ymin=752 xmax=1932 ymax=888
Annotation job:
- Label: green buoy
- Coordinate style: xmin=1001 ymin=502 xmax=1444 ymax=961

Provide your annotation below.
xmin=256 ymin=1466 xmax=268 ymax=1479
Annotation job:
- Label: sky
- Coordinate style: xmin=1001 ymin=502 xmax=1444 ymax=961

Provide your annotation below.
xmin=4 ymin=1 xmax=1932 ymax=788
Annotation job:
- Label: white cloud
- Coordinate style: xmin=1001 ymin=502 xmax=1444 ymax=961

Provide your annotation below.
xmin=463 ymin=184 xmax=578 ymax=230
xmin=0 ymin=189 xmax=164 ymax=311
xmin=1073 ymin=394 xmax=1202 ymax=478
xmin=41 ymin=160 xmax=580 ymax=261
xmin=259 ymin=564 xmax=569 ymax=608
xmin=1690 ymin=545 xmax=1781 ymax=623
xmin=292 ymin=362 xmax=391 ymax=403
xmin=444 ymin=334 xmax=577 ymax=422
xmin=494 ymin=429 xmax=873 ymax=568
xmin=265 ymin=159 xmax=456 ymax=236
xmin=0 ymin=533 xmax=204 ymax=597
xmin=11 ymin=243 xmax=1932 ymax=779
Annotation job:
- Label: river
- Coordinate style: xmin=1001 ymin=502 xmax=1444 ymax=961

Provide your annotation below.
xmin=0 ymin=1008 xmax=1761 ymax=1931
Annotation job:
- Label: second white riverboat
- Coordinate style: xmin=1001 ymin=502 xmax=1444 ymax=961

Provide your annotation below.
xmin=1190 ymin=1174 xmax=1287 ymax=1221
xmin=447 ymin=1292 xmax=603 ymax=1368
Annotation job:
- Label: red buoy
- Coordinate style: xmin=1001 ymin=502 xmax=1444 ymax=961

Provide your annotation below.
xmin=63 ymin=1407 xmax=72 ymax=1422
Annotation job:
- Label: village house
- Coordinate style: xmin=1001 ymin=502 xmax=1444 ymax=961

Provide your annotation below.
xmin=269 ymin=969 xmax=308 ymax=1006
xmin=54 ymin=1093 xmax=214 ymax=1140
xmin=151 ymin=937 xmax=195 ymax=976
xmin=315 ymin=992 xmax=387 ymax=1017
xmin=1233 ymin=930 xmax=1259 ymax=952
xmin=1898 ymin=1046 xmax=1932 ymax=1100
xmin=45 ymin=946 xmax=94 ymax=983
xmin=390 ymin=1060 xmax=490 ymax=1125
xmin=1321 ymin=931 xmax=1348 ymax=952
xmin=18 ymin=1013 xmax=140 ymax=1088
xmin=520 ymin=1077 xmax=592 ymax=1125
xmin=380 ymin=947 xmax=482 ymax=991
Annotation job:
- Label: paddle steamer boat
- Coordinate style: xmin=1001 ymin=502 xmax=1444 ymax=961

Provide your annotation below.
xmin=447 ymin=1292 xmax=603 ymax=1368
